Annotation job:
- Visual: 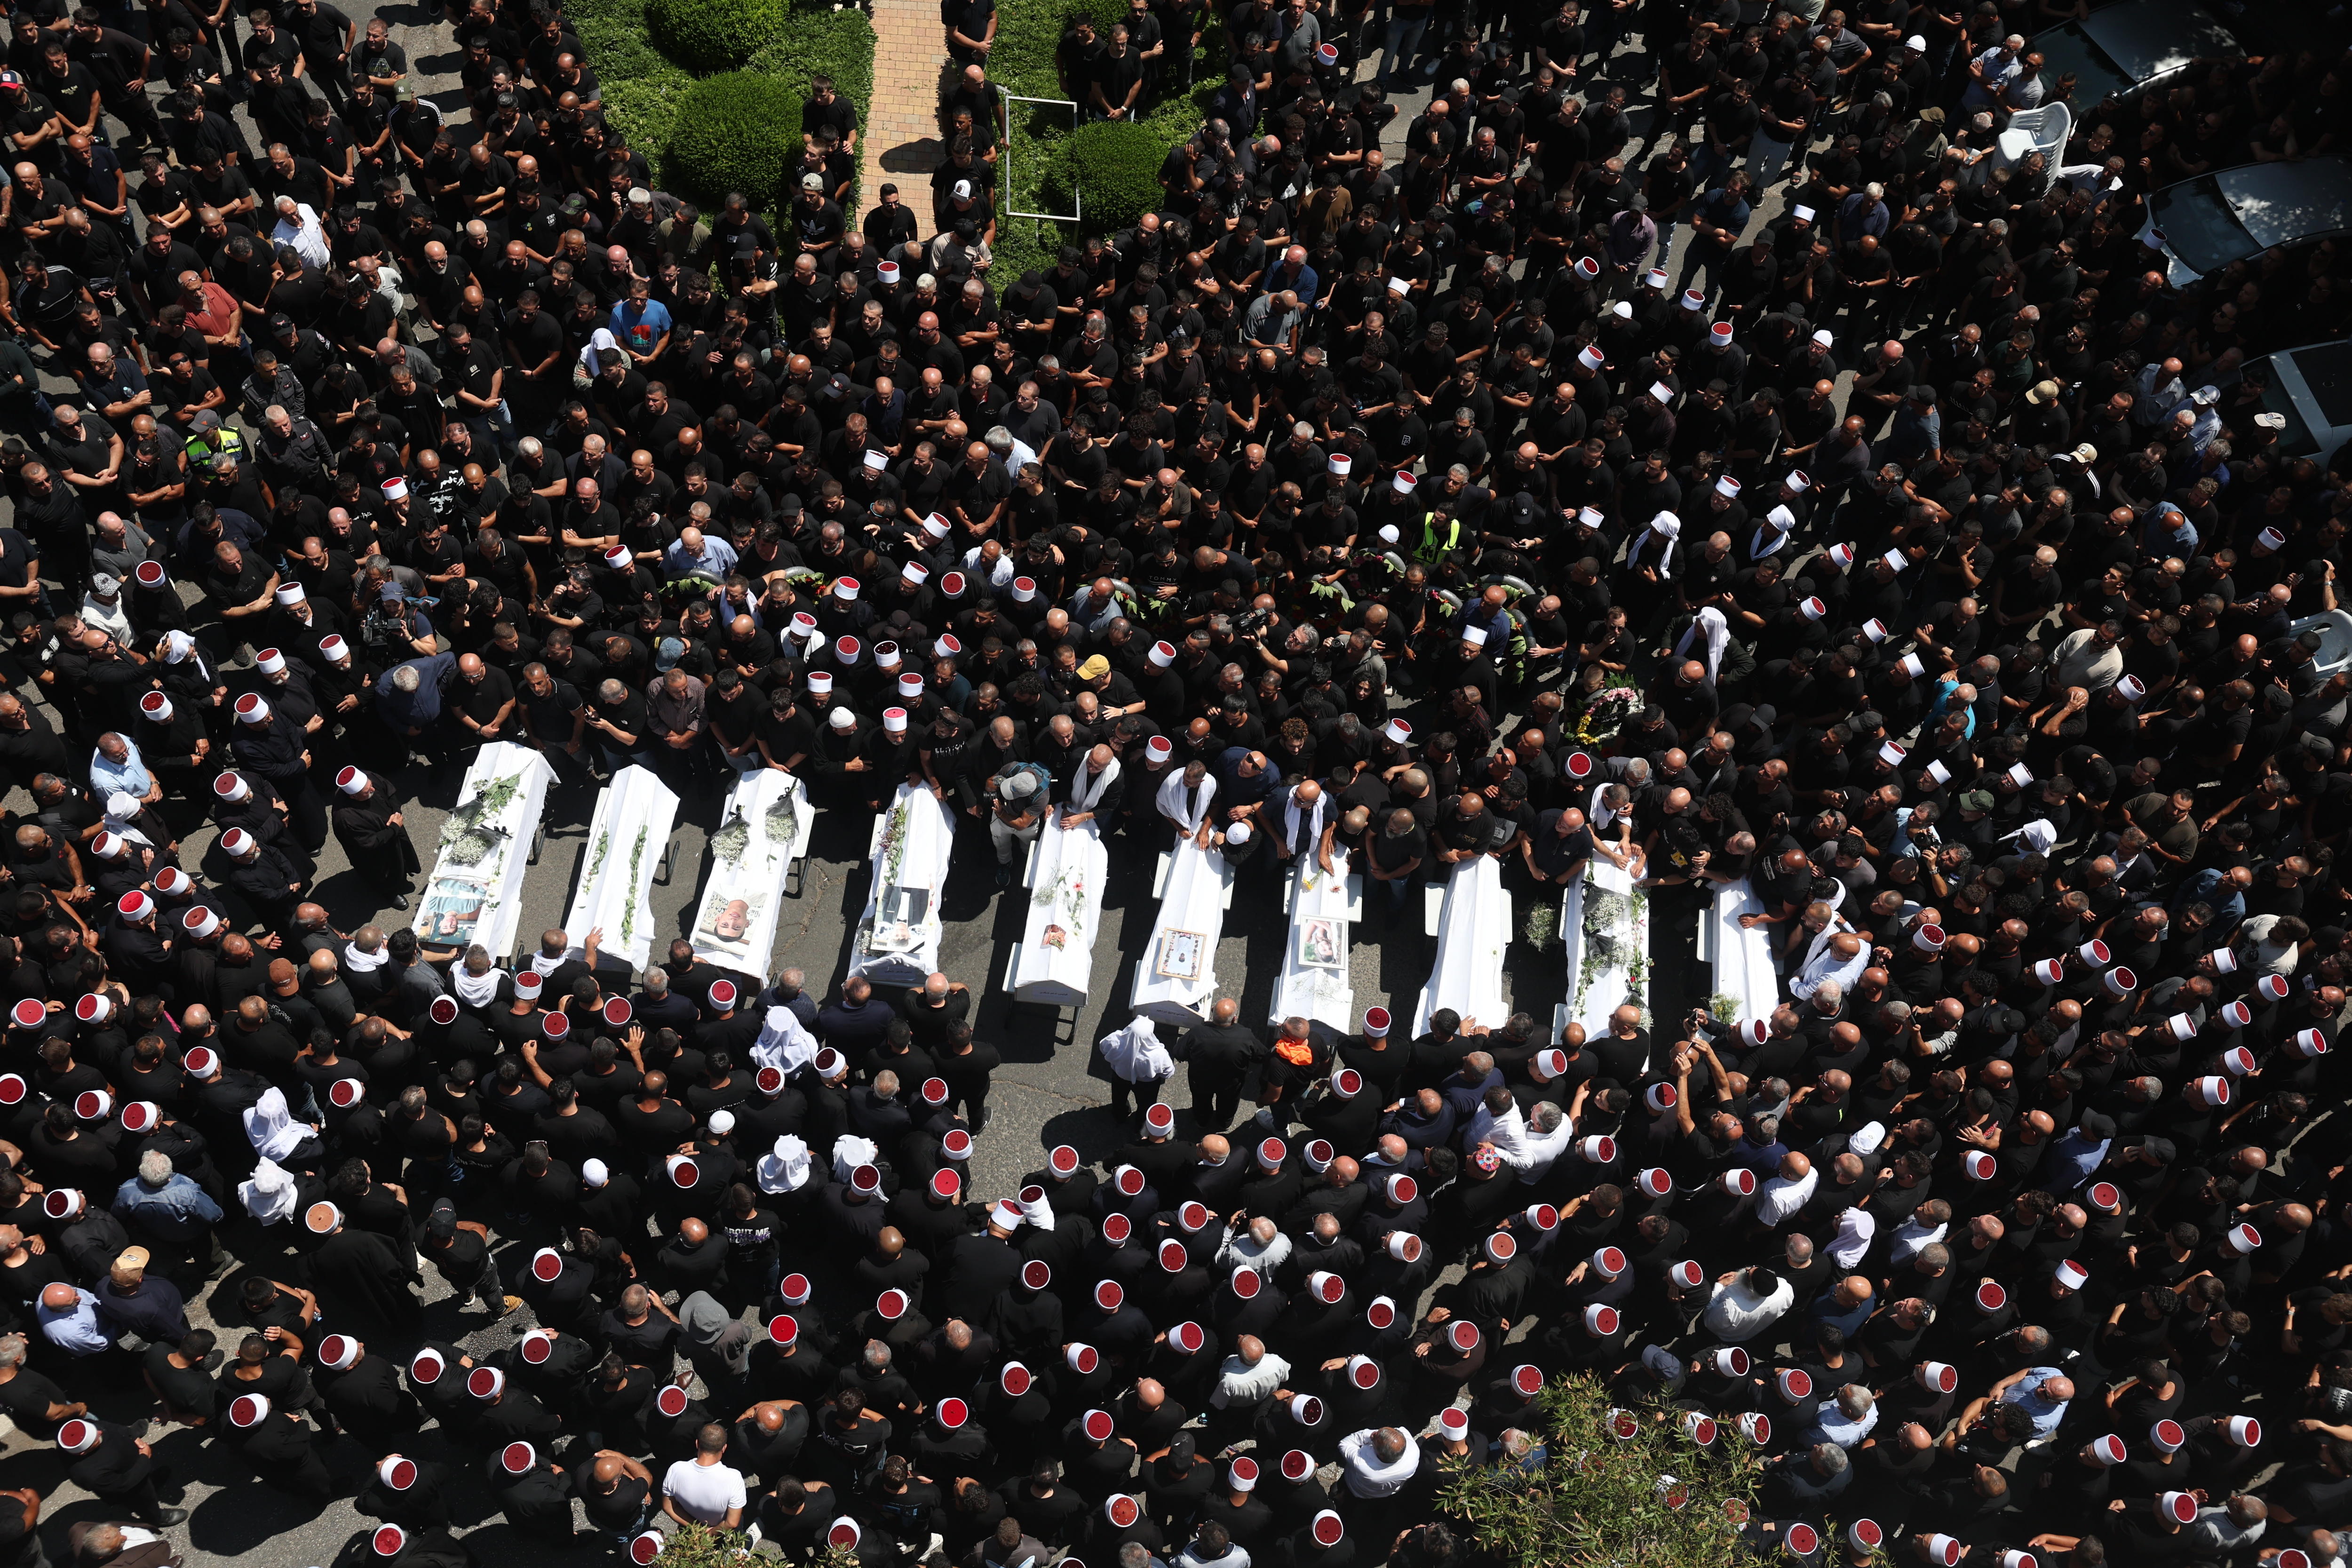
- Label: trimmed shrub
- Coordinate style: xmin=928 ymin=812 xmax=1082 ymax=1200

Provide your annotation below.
xmin=746 ymin=8 xmax=875 ymax=120
xmin=568 ymin=0 xmax=695 ymax=150
xmin=1053 ymin=118 xmax=1165 ymax=236
xmin=664 ymin=71 xmax=803 ymax=212
xmin=645 ymin=0 xmax=786 ymax=72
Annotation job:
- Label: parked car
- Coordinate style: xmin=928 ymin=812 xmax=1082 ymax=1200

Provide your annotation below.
xmin=2137 ymin=155 xmax=2352 ymax=286
xmin=2236 ymin=338 xmax=2352 ymax=468
xmin=2030 ymin=0 xmax=2241 ymax=105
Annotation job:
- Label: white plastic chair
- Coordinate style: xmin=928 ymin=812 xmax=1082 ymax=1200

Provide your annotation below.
xmin=1995 ymin=101 xmax=2074 ymax=170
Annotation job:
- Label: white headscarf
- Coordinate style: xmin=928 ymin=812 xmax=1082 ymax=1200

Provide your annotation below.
xmin=343 ymin=939 xmax=387 ymax=974
xmin=161 ymin=630 xmax=195 ymax=665
xmin=757 ymin=1134 xmax=813 ymax=1195
xmin=2002 ymin=819 xmax=2058 ymax=853
xmin=1675 ymin=607 xmax=1731 ymax=682
xmin=751 ymin=1003 xmax=818 ymax=1077
xmin=243 ymin=1086 xmax=311 ymax=1162
xmin=831 ymin=1135 xmax=880 ymax=1186
xmin=1097 ymin=1017 xmax=1172 ymax=1084
xmin=1828 ymin=1205 xmax=1877 ymax=1268
xmin=1156 ymin=768 xmax=1216 ymax=833
xmin=577 ymin=326 xmax=621 ymax=378
xmin=103 ymin=793 xmax=155 ymax=848
xmin=1631 ymin=512 xmax=1681 ymax=577
xmin=1068 ymin=753 xmax=1121 ymax=813
xmin=452 ymin=957 xmax=505 ymax=1008
xmin=238 ymin=1157 xmax=300 ymax=1224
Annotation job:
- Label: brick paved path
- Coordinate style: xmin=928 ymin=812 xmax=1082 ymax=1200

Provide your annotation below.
xmin=858 ymin=0 xmax=947 ymax=237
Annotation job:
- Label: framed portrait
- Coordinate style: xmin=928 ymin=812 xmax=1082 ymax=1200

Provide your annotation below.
xmin=1156 ymin=927 xmax=1205 ymax=980
xmin=416 ymin=877 xmax=491 ymax=945
xmin=880 ymin=886 xmax=931 ymax=930
xmin=1295 ymin=916 xmax=1342 ymax=970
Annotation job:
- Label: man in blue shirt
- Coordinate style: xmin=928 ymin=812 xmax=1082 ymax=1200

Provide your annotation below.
xmin=1679 ymin=177 xmax=1753 ymax=296
xmin=2172 ymin=866 xmax=2250 ymax=933
xmin=377 ymin=647 xmax=457 ymax=750
xmin=2040 ymin=1113 xmax=2113 ymax=1192
xmin=1263 ymin=245 xmax=1318 ymax=307
xmin=89 ymin=732 xmax=153 ymax=804
xmin=114 ymin=1150 xmax=225 ymax=1259
xmin=36 ymin=1284 xmax=115 ymax=1357
xmin=664 ymin=528 xmax=738 ymax=583
xmin=1988 ymin=1365 xmax=2073 ymax=1438
xmin=95 ymin=1253 xmax=190 ymax=1345
xmin=1212 ymin=747 xmax=1275 ymax=827
xmin=1837 ymin=183 xmax=1891 ymax=246
xmin=610 ymin=276 xmax=672 ymax=367
xmin=1885 ymin=390 xmax=1942 ymax=467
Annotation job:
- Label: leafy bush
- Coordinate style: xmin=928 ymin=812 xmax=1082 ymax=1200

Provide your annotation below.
xmin=646 ymin=0 xmax=787 ymax=71
xmin=570 ymin=0 xmax=696 ymax=150
xmin=652 ymin=1524 xmax=858 ymax=1568
xmin=747 ymin=9 xmax=874 ymax=119
xmin=1050 ymin=118 xmax=1166 ymax=236
xmin=664 ymin=72 xmax=804 ymax=212
xmin=1436 ymin=1372 xmax=1764 ymax=1568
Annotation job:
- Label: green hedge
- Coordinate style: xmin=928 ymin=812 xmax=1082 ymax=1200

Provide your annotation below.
xmin=571 ymin=0 xmax=697 ymax=152
xmin=646 ymin=0 xmax=786 ymax=71
xmin=1048 ymin=119 xmax=1164 ymax=235
xmin=664 ymin=71 xmax=806 ymax=211
xmin=747 ymin=9 xmax=875 ymax=115
xmin=571 ymin=0 xmax=873 ymax=223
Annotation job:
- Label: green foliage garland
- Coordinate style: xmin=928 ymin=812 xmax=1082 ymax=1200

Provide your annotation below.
xmin=653 ymin=1523 xmax=859 ymax=1568
xmin=622 ymin=826 xmax=650 ymax=945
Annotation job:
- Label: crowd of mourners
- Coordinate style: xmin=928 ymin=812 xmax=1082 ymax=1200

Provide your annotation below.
xmin=0 ymin=0 xmax=2340 ymax=1562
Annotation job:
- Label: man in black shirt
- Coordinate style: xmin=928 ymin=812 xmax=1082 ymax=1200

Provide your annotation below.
xmin=587 ymin=676 xmax=651 ymax=774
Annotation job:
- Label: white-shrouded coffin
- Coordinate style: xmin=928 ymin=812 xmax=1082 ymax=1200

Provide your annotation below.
xmin=1132 ymin=837 xmax=1233 ymax=1026
xmin=413 ymin=741 xmax=554 ymax=960
xmin=564 ymin=764 xmax=681 ymax=971
xmin=849 ymin=783 xmax=957 ymax=987
xmin=1416 ymin=854 xmax=1510 ymax=1036
xmin=1010 ymin=814 xmax=1108 ymax=1007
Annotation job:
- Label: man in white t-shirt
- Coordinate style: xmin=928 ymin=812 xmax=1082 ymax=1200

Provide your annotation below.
xmin=1701 ymin=1264 xmax=1795 ymax=1342
xmin=662 ymin=1425 xmax=748 ymax=1529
